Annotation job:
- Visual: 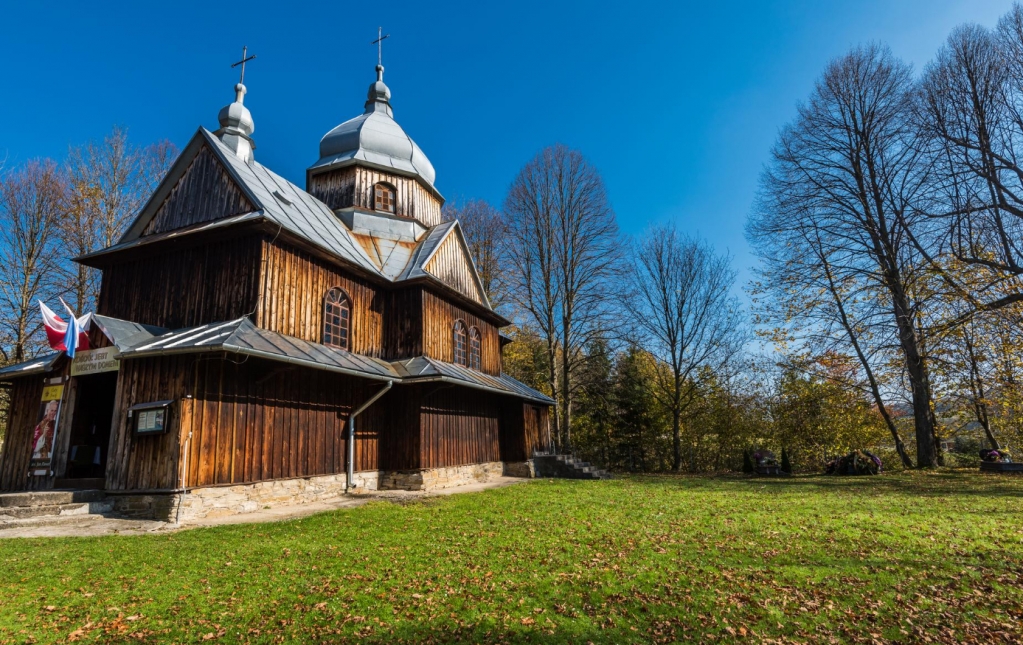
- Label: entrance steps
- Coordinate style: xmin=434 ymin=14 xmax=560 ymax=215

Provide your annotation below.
xmin=533 ymin=455 xmax=612 ymax=480
xmin=0 ymin=490 xmax=112 ymax=526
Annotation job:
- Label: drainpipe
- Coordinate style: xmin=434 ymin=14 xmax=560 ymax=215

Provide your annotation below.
xmin=175 ymin=429 xmax=193 ymax=526
xmin=347 ymin=381 xmax=392 ymax=492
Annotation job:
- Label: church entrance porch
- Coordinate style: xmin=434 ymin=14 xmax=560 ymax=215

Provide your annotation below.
xmin=55 ymin=370 xmax=118 ymax=489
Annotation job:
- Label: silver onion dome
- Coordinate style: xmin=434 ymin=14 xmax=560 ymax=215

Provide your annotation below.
xmin=312 ymin=65 xmax=436 ymax=187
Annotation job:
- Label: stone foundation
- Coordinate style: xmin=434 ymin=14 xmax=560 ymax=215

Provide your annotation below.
xmin=380 ymin=461 xmax=505 ymax=491
xmin=503 ymin=460 xmax=535 ymax=478
xmin=109 ymin=461 xmax=532 ymax=523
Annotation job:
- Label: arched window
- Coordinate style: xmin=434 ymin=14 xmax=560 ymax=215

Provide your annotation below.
xmin=374 ymin=183 xmax=396 ymax=213
xmin=469 ymin=327 xmax=481 ymax=371
xmin=453 ymin=320 xmax=468 ymax=366
xmin=323 ymin=288 xmax=351 ymax=350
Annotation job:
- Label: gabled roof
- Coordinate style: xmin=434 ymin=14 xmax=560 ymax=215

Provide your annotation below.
xmin=92 ymin=315 xmax=166 ymax=351
xmin=83 ymin=128 xmax=498 ymax=318
xmin=397 ymin=219 xmax=492 ymax=309
xmin=107 ymin=128 xmax=383 ymax=278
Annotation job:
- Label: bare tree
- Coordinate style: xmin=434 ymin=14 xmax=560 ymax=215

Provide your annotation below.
xmin=913 ymin=9 xmax=1023 ymax=314
xmin=749 ymin=45 xmax=940 ymax=467
xmin=62 ymin=127 xmax=176 ymax=312
xmin=443 ymin=198 xmax=508 ymax=308
xmin=0 ymin=160 xmax=65 ymax=363
xmin=504 ymin=144 xmax=622 ymax=450
xmin=628 ymin=224 xmax=746 ymax=472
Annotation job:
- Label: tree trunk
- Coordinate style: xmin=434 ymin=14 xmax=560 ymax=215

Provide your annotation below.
xmin=888 ymin=281 xmax=939 ymax=467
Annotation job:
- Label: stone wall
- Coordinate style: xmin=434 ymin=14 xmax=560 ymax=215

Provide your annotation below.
xmin=379 ymin=461 xmax=505 ymax=491
xmin=503 ymin=461 xmax=535 ymax=478
xmin=109 ymin=461 xmax=532 ymax=523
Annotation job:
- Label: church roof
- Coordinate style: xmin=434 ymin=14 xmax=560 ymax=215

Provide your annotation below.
xmin=392 ymin=356 xmax=554 ymax=404
xmin=118 ymin=317 xmax=397 ymax=382
xmin=96 ymin=128 xmax=383 ymax=278
xmin=0 ymin=352 xmax=61 ymax=379
xmin=112 ymin=317 xmax=552 ymax=404
xmin=309 ymin=65 xmax=438 ymax=195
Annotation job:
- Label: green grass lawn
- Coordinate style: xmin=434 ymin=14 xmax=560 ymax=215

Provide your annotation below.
xmin=1 ymin=472 xmax=1022 ymax=644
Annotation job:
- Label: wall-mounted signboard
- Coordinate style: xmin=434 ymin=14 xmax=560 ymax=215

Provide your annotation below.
xmin=129 ymin=400 xmax=173 ymax=436
xmin=70 ymin=348 xmax=120 ymax=377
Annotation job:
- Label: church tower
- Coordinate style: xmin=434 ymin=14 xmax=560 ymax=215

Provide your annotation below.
xmin=307 ymin=64 xmax=444 ymax=229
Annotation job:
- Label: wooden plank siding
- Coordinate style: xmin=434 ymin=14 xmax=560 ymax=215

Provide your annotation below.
xmin=97 ymin=236 xmax=263 ymax=330
xmin=0 ymin=376 xmax=47 ymax=491
xmin=419 ymin=387 xmax=501 ymax=469
xmin=177 ymin=356 xmax=417 ymax=489
xmin=308 ymin=166 xmax=443 ymax=227
xmin=142 ymin=144 xmax=254 ymax=236
xmin=424 ymin=232 xmax=484 ymax=305
xmin=256 ymin=239 xmax=388 ymax=356
xmin=421 ymin=291 xmax=501 ymax=375
xmin=105 ymin=355 xmax=191 ymax=491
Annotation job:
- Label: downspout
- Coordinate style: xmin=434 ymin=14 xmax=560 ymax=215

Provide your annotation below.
xmin=175 ymin=428 xmax=193 ymax=525
xmin=347 ymin=381 xmax=393 ymax=492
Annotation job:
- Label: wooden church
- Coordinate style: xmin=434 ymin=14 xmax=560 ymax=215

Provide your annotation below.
xmin=0 ymin=61 xmax=552 ymax=520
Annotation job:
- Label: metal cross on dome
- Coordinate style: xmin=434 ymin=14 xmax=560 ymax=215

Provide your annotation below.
xmin=371 ymin=27 xmax=389 ymax=66
xmin=231 ymin=46 xmax=256 ymax=84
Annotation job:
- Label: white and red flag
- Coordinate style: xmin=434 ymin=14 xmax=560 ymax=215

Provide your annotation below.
xmin=39 ymin=300 xmax=91 ymax=354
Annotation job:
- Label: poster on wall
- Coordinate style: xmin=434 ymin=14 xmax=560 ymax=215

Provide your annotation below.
xmin=29 ymin=384 xmax=64 ymax=474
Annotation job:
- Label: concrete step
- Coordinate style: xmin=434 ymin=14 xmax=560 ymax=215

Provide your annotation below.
xmin=0 ymin=500 xmax=113 ymax=521
xmin=533 ymin=455 xmax=613 ymax=480
xmin=0 ymin=489 xmax=106 ymax=508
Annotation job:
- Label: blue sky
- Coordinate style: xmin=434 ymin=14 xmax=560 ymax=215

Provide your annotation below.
xmin=0 ymin=0 xmax=1015 ymax=292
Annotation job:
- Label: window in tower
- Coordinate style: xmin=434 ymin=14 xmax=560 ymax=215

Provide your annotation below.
xmin=374 ymin=183 xmax=396 ymax=213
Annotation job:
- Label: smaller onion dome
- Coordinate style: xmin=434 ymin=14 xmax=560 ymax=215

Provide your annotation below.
xmin=215 ymin=83 xmax=256 ymax=163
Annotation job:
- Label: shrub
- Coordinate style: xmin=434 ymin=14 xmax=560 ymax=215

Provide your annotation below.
xmin=742 ymin=450 xmax=754 ymax=473
xmin=825 ymin=450 xmax=882 ymax=476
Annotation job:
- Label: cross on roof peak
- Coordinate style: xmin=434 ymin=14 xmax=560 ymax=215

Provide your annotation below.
xmin=231 ymin=46 xmax=256 ymax=85
xmin=371 ymin=27 xmax=390 ymax=68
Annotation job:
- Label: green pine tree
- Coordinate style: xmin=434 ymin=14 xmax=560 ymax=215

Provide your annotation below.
xmin=781 ymin=447 xmax=792 ymax=474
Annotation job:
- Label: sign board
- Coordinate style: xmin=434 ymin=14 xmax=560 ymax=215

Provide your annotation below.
xmin=70 ymin=347 xmax=120 ymax=377
xmin=129 ymin=400 xmax=174 ymax=436
xmin=29 ymin=384 xmax=64 ymax=471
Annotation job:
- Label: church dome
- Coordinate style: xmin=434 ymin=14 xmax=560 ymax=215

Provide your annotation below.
xmin=311 ymin=65 xmax=436 ymax=187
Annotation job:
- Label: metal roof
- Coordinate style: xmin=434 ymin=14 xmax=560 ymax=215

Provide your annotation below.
xmin=311 ymin=66 xmax=437 ymax=193
xmin=114 ymin=317 xmax=551 ymax=404
xmin=118 ymin=317 xmax=399 ymax=382
xmin=110 ymin=129 xmax=385 ymax=279
xmin=0 ymin=353 xmax=60 ymax=380
xmin=92 ymin=315 xmax=166 ymax=351
xmin=395 ymin=220 xmax=492 ymax=309
xmin=392 ymin=356 xmax=555 ymax=405
xmin=398 ymin=220 xmax=456 ymax=281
